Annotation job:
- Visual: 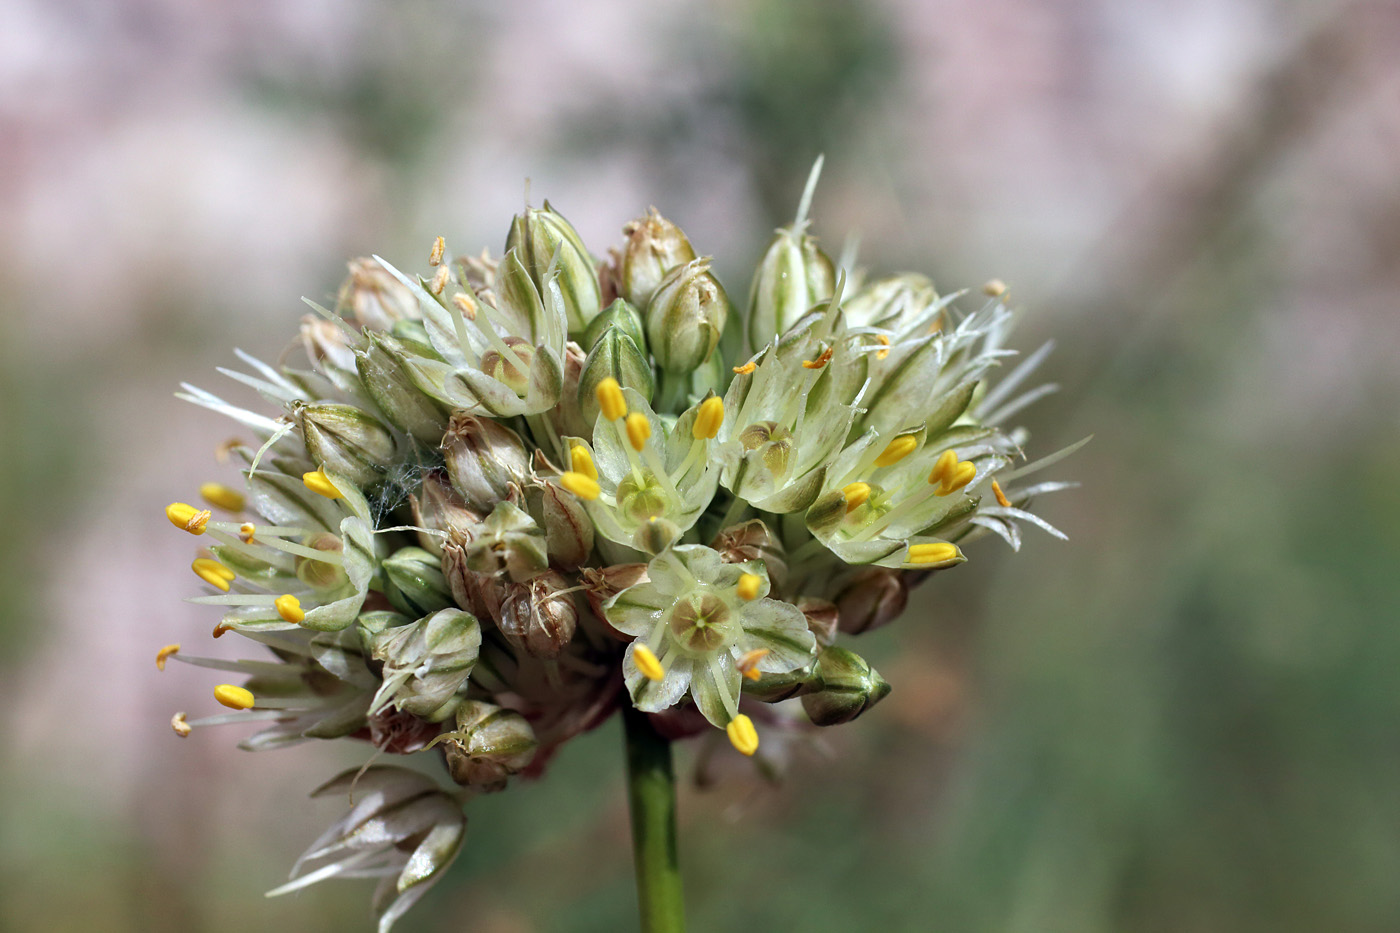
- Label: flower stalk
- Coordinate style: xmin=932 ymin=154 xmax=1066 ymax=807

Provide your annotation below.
xmin=624 ymin=705 xmax=686 ymax=933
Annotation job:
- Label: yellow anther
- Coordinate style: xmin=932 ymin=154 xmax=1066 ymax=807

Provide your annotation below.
xmin=214 ymin=684 xmax=255 ymax=710
xmin=302 ymin=468 xmax=343 ymax=499
xmin=736 ymin=573 xmax=763 ymax=601
xmin=625 ymin=412 xmax=651 ymax=452
xmin=559 ymin=471 xmax=601 ymax=501
xmin=215 ymin=437 xmax=245 ymax=463
xmin=907 ymin=542 xmax=959 ymax=565
xmin=992 ymin=478 xmax=1011 ymax=508
xmin=165 ymin=502 xmax=211 ymax=535
xmin=633 ymin=644 xmax=665 ymax=682
xmin=238 ymin=522 xmax=257 ymax=544
xmin=170 ymin=712 xmax=191 ymax=737
xmin=842 ymin=482 xmax=871 ymax=513
xmin=802 ymin=347 xmax=834 ymax=369
xmin=732 ymin=361 xmax=756 ymax=375
xmin=736 ymin=648 xmax=770 ymax=681
xmin=874 ymin=334 xmax=890 ymax=360
xmin=199 ymin=482 xmax=245 ymax=513
xmin=693 ymin=396 xmax=725 ymax=440
xmin=429 ymin=235 xmax=446 ymax=266
xmin=452 ymin=292 xmax=478 ymax=320
xmin=596 ymin=377 xmax=627 ymax=421
xmin=192 ymin=557 xmax=236 ymax=592
xmin=873 ymin=435 xmax=917 ymax=468
xmin=928 ymin=449 xmax=959 ymax=486
xmin=936 ymin=461 xmax=977 ymax=497
xmin=570 ymin=445 xmax=598 ymax=482
xmin=275 ymin=594 xmax=305 ymax=625
xmin=726 ymin=714 xmax=759 ymax=757
xmin=212 ymin=621 xmax=233 ymax=638
xmin=155 ymin=644 xmax=180 ymax=671
xmin=983 ymin=278 xmax=1007 ymax=297
xmin=430 ymin=264 xmax=450 ymax=295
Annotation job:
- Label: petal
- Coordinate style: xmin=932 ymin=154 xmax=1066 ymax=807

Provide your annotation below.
xmin=738 ymin=599 xmax=816 ymax=671
xmin=626 ymin=648 xmax=693 ymax=712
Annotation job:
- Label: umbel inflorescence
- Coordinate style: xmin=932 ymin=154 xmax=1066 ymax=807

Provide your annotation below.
xmin=160 ymin=163 xmax=1082 ymax=931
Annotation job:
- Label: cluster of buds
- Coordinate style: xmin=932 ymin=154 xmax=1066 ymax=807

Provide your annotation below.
xmin=160 ymin=162 xmax=1081 ymax=930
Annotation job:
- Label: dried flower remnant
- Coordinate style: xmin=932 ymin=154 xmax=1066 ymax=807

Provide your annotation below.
xmin=160 ymin=163 xmax=1083 ymax=930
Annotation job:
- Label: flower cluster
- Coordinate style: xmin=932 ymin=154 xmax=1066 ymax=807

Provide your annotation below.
xmin=160 ymin=163 xmax=1080 ymax=930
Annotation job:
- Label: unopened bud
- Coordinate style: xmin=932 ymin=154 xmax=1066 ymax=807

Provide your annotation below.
xmin=529 ymin=482 xmax=595 ymax=570
xmin=382 ymin=546 xmax=456 ymax=617
xmin=496 ymin=569 xmax=578 ymax=659
xmin=440 ymin=543 xmax=486 ymax=617
xmin=619 ymin=208 xmax=697 ymax=309
xmin=465 ymin=500 xmax=549 ymax=582
xmin=646 ymin=259 xmax=730 ymax=374
xmin=410 ymin=472 xmax=482 ymax=557
xmin=369 ymin=608 xmax=482 ymax=719
xmin=796 ymin=596 xmax=839 ymax=646
xmin=296 ymin=403 xmax=398 ymax=487
xmin=841 ymin=273 xmax=937 ymax=329
xmin=442 ymin=700 xmax=538 ymax=791
xmin=801 ymin=646 xmax=891 ymax=726
xmin=833 ymin=567 xmax=909 ymax=635
xmin=582 ymin=297 xmax=647 ymax=353
xmin=356 ymin=333 xmax=450 ymax=445
xmin=711 ymin=519 xmax=788 ymax=589
xmin=442 ymin=412 xmax=531 ymax=513
xmin=298 ymin=315 xmax=357 ymax=373
xmin=505 ymin=201 xmax=601 ymax=335
xmin=634 ymin=516 xmax=681 ymax=556
xmin=747 ymin=228 xmax=835 ymax=349
xmin=577 ymin=326 xmax=654 ymax=425
xmin=582 ymin=563 xmax=649 ymax=633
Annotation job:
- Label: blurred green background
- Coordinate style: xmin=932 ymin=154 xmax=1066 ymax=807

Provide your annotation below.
xmin=2 ymin=0 xmax=1399 ymax=930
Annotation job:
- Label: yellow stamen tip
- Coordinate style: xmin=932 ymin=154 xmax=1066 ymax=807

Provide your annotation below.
xmin=192 ymin=557 xmax=236 ymax=592
xmin=726 ymin=714 xmax=759 ymax=757
xmin=430 ymin=264 xmax=450 ymax=295
xmin=737 ymin=648 xmax=770 ymax=681
xmin=302 ymin=468 xmax=343 ymax=499
xmin=275 ymin=594 xmax=305 ymax=625
xmin=199 ymin=482 xmax=245 ymax=513
xmin=452 ymin=292 xmax=478 ymax=320
xmin=625 ymin=412 xmax=651 ymax=452
xmin=802 ymin=347 xmax=834 ymax=370
xmin=238 ymin=522 xmax=257 ymax=544
xmin=732 ymin=361 xmax=756 ymax=375
xmin=596 ymin=377 xmax=627 ymax=421
xmin=170 ymin=712 xmax=191 ymax=737
xmin=874 ymin=334 xmax=891 ymax=360
xmin=983 ymin=278 xmax=1007 ymax=297
xmin=841 ymin=482 xmax=871 ymax=513
xmin=693 ymin=396 xmax=725 ymax=440
xmin=214 ymin=684 xmax=255 ymax=710
xmin=429 ymin=235 xmax=446 ymax=266
xmin=155 ymin=644 xmax=181 ymax=671
xmin=559 ymin=471 xmax=601 ymax=501
xmin=907 ymin=542 xmax=959 ymax=565
xmin=165 ymin=502 xmax=211 ymax=535
xmin=736 ymin=572 xmax=763 ymax=602
xmin=873 ymin=435 xmax=917 ymax=467
xmin=936 ymin=461 xmax=977 ymax=497
xmin=570 ymin=445 xmax=598 ymax=482
xmin=633 ymin=644 xmax=665 ymax=682
xmin=928 ymin=449 xmax=959 ymax=486
xmin=992 ymin=478 xmax=1011 ymax=508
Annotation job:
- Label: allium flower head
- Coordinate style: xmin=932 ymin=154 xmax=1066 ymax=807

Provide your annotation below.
xmin=159 ymin=162 xmax=1083 ymax=930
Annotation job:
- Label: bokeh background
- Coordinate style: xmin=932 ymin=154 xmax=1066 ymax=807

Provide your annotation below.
xmin=3 ymin=0 xmax=1399 ymax=930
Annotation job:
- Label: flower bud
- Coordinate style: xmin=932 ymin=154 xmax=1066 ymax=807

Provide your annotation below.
xmin=577 ymin=326 xmax=654 ymax=425
xmin=299 ymin=315 xmax=357 ymax=373
xmin=356 ymin=333 xmax=450 ymax=445
xmin=527 ymin=482 xmax=594 ymax=570
xmin=369 ymin=608 xmax=482 ymax=719
xmin=337 ymin=257 xmax=420 ymax=330
xmin=633 ymin=515 xmax=681 ymax=555
xmin=465 ymin=500 xmax=549 ymax=582
xmin=619 ymin=208 xmax=696 ymax=309
xmin=841 ymin=273 xmax=937 ymax=329
xmin=801 ymin=645 xmax=891 ymax=726
xmin=582 ymin=563 xmax=649 ymax=634
xmin=356 ymin=609 xmax=412 ymax=653
xmin=646 ymin=258 xmax=730 ymax=374
xmin=581 ymin=297 xmax=647 ymax=353
xmin=505 ymin=201 xmax=601 ymax=335
xmin=441 ymin=700 xmax=538 ymax=791
xmin=546 ymin=341 xmax=591 ymax=440
xmin=440 ymin=542 xmax=487 ymax=616
xmin=442 ymin=412 xmax=531 ymax=513
xmin=382 ymin=546 xmax=456 ymax=617
xmin=410 ymin=471 xmax=481 ymax=557
xmin=833 ymin=567 xmax=909 ymax=635
xmin=747 ymin=228 xmax=835 ymax=349
xmin=742 ymin=666 xmax=817 ymax=703
xmin=367 ymin=705 xmax=443 ymax=754
xmin=711 ymin=519 xmax=788 ymax=591
xmin=796 ymin=596 xmax=839 ymax=646
xmin=494 ymin=569 xmax=578 ymax=659
xmin=296 ymin=403 xmax=398 ymax=487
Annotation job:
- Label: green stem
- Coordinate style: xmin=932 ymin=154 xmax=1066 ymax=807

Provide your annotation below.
xmin=623 ymin=706 xmax=686 ymax=933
